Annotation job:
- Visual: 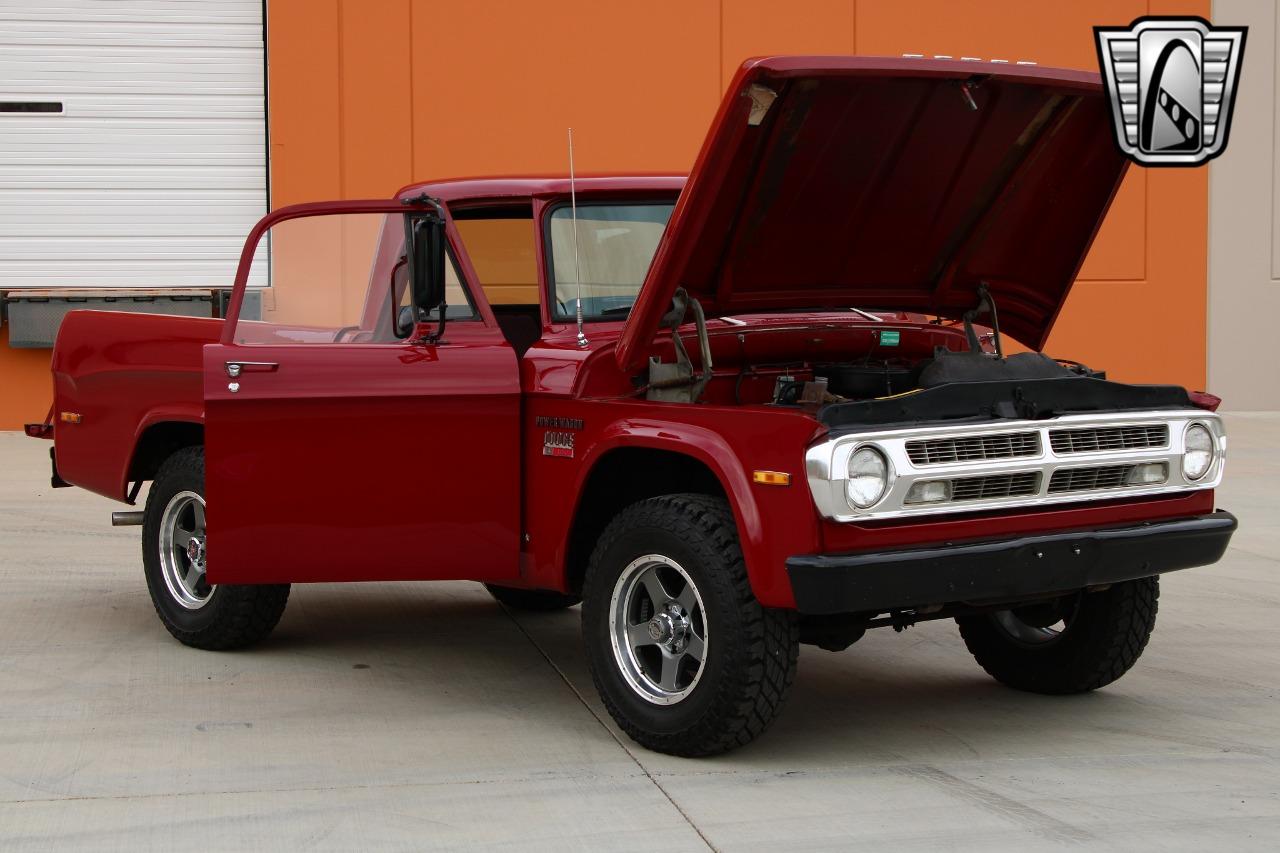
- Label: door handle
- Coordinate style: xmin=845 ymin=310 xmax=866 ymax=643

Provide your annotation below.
xmin=225 ymin=361 xmax=279 ymax=378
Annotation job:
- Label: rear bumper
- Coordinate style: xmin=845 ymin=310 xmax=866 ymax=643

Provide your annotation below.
xmin=786 ymin=510 xmax=1237 ymax=615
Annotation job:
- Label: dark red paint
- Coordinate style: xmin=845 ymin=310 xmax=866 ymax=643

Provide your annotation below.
xmin=39 ymin=58 xmax=1220 ymax=611
xmin=617 ymin=57 xmax=1127 ymax=373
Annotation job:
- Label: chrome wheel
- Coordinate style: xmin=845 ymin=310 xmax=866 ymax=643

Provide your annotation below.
xmin=609 ymin=555 xmax=708 ymax=705
xmin=158 ymin=490 xmax=211 ymax=610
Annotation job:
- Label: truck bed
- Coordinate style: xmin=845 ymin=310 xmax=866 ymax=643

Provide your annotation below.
xmin=50 ymin=310 xmax=221 ymax=500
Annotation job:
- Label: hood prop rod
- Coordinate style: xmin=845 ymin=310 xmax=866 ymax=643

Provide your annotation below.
xmin=962 ymin=282 xmax=1004 ymax=359
xmin=646 ymin=288 xmax=713 ymax=403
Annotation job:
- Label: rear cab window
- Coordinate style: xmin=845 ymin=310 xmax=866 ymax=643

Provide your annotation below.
xmin=452 ymin=204 xmax=543 ymax=355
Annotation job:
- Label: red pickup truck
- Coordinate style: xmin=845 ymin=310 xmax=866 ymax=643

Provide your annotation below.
xmin=30 ymin=57 xmax=1235 ymax=756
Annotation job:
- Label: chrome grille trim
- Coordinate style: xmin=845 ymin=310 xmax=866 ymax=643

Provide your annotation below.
xmin=949 ymin=471 xmax=1040 ymax=501
xmin=804 ymin=410 xmax=1225 ymax=522
xmin=906 ymin=431 xmax=1039 ymax=465
xmin=1049 ymin=424 xmax=1168 ymax=454
xmin=1049 ymin=464 xmax=1142 ymax=493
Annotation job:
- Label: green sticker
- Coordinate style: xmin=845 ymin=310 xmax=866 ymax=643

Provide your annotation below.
xmin=879 ymin=330 xmax=900 ymax=346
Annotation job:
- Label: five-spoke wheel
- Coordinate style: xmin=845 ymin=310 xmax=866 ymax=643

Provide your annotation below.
xmin=609 ymin=555 xmax=708 ymax=704
xmin=158 ymin=490 xmax=211 ymax=609
xmin=582 ymin=494 xmax=798 ymax=756
xmin=142 ymin=446 xmax=290 ymax=650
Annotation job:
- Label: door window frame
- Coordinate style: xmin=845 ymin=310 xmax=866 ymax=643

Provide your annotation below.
xmin=221 ymin=199 xmax=500 ymax=346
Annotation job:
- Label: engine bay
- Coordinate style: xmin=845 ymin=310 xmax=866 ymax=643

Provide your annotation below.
xmin=771 ymin=349 xmax=1097 ymax=407
xmin=640 ymin=291 xmax=1116 ymax=417
xmin=666 ymin=321 xmax=1102 ymax=411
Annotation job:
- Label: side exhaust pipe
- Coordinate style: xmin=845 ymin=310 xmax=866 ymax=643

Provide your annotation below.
xmin=111 ymin=511 xmax=145 ymax=527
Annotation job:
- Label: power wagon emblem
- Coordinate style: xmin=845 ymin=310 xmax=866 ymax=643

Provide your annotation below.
xmin=536 ymin=416 xmax=583 ymax=459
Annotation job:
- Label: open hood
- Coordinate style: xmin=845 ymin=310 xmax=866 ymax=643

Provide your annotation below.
xmin=616 ymin=56 xmax=1128 ymax=374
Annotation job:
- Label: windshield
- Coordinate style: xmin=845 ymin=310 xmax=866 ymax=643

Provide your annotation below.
xmin=547 ymin=201 xmax=674 ymax=320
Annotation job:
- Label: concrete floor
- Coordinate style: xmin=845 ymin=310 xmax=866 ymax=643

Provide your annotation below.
xmin=1 ymin=416 xmax=1278 ymax=851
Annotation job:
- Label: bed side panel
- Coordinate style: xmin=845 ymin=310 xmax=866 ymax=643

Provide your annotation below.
xmin=51 ymin=311 xmax=221 ymax=500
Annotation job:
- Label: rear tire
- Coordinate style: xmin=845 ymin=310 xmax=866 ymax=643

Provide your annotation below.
xmin=142 ymin=447 xmax=290 ymax=650
xmin=956 ymin=577 xmax=1159 ymax=694
xmin=484 ymin=584 xmax=580 ymax=611
xmin=582 ymin=494 xmax=799 ymax=757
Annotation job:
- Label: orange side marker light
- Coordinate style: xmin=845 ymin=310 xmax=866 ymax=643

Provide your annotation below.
xmin=752 ymin=470 xmax=791 ymax=486
xmin=60 ymin=412 xmax=83 ymax=424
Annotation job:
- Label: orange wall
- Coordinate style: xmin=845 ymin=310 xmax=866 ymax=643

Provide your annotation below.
xmin=0 ymin=0 xmax=1210 ymax=429
xmin=0 ymin=325 xmax=54 ymax=429
xmin=267 ymin=0 xmax=1210 ymax=388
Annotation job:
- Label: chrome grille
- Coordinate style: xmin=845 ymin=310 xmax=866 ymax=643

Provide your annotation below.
xmin=1049 ymin=424 xmax=1168 ymax=454
xmin=805 ymin=410 xmax=1223 ymax=522
xmin=906 ymin=431 xmax=1040 ymax=465
xmin=949 ymin=472 xmax=1040 ymax=502
xmin=1049 ymin=464 xmax=1139 ymax=493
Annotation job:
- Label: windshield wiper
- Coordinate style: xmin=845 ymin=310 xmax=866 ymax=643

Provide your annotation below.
xmin=599 ymin=305 xmax=635 ymax=316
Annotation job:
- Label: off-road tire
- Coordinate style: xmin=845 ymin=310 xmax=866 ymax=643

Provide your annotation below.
xmin=582 ymin=494 xmax=799 ymax=757
xmin=143 ymin=447 xmax=290 ymax=650
xmin=956 ymin=577 xmax=1159 ymax=695
xmin=484 ymin=584 xmax=581 ymax=611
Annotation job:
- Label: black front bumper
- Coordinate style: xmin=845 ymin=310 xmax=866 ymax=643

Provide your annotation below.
xmin=787 ymin=511 xmax=1237 ymax=615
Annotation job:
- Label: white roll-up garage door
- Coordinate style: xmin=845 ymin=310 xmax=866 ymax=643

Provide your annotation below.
xmin=0 ymin=0 xmax=266 ymax=289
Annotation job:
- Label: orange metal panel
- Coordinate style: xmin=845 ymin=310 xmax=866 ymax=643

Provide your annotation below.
xmin=0 ymin=327 xmax=53 ymax=430
xmin=721 ymin=0 xmax=856 ymax=89
xmin=853 ymin=0 xmax=1208 ymax=388
xmin=0 ymin=0 xmax=1217 ymax=431
xmin=1047 ymin=166 xmax=1209 ymax=387
xmin=338 ymin=0 xmax=412 ymax=197
xmin=407 ymin=0 xmax=721 ymax=176
xmin=266 ymin=0 xmax=342 ymax=207
xmin=855 ymin=0 xmax=1146 ymax=67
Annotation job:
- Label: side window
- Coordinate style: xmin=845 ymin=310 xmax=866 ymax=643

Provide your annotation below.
xmin=393 ymin=246 xmax=477 ymax=326
xmin=438 ymin=250 xmax=479 ymax=321
xmin=233 ymin=211 xmax=477 ymax=345
xmin=452 ymin=206 xmax=537 ymax=306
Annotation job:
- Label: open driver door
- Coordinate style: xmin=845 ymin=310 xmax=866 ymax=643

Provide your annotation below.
xmin=202 ymin=199 xmax=521 ymax=585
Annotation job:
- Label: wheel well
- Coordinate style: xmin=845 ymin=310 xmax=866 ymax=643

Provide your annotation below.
xmin=564 ymin=448 xmax=727 ymax=595
xmin=129 ymin=421 xmax=204 ymax=482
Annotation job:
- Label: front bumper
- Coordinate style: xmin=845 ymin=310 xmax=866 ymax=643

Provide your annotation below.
xmin=786 ymin=510 xmax=1237 ymax=615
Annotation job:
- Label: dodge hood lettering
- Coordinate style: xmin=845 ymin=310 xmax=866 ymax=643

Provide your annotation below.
xmin=616 ymin=56 xmax=1129 ymax=374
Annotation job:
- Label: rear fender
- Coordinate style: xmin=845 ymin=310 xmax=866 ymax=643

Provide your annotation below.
xmin=125 ymin=409 xmax=206 ymax=494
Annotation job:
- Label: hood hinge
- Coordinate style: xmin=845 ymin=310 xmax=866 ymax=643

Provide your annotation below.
xmin=646 ymin=288 xmax=713 ymax=403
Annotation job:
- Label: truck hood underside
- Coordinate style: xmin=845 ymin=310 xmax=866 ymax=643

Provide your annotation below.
xmin=617 ymin=57 xmax=1129 ymax=374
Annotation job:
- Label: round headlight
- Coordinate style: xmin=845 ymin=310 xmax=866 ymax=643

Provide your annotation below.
xmin=846 ymin=446 xmax=890 ymax=509
xmin=1182 ymin=423 xmax=1215 ymax=481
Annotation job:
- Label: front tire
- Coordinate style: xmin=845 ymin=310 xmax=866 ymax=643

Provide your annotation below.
xmin=582 ymin=494 xmax=799 ymax=757
xmin=956 ymin=577 xmax=1159 ymax=695
xmin=142 ymin=447 xmax=290 ymax=650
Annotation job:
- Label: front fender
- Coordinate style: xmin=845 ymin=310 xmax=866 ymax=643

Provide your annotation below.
xmin=570 ymin=416 xmax=820 ymax=608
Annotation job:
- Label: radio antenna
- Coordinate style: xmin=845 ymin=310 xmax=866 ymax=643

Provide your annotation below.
xmin=568 ymin=127 xmax=587 ymax=348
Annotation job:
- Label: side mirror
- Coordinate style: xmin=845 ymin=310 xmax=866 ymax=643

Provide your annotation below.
xmin=410 ymin=217 xmax=446 ymax=315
